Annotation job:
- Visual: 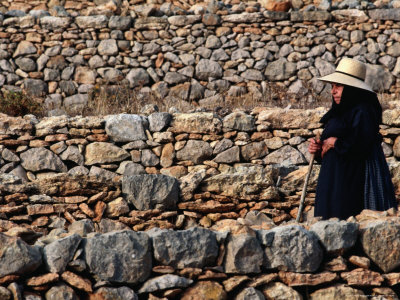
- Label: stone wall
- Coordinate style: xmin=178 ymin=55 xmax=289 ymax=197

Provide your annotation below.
xmin=1 ymin=109 xmax=400 ymax=298
xmin=2 ymin=5 xmax=400 ymax=115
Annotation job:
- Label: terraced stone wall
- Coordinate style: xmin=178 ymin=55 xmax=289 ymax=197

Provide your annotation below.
xmin=1 ymin=109 xmax=400 ymax=299
xmin=1 ymin=8 xmax=400 ymax=115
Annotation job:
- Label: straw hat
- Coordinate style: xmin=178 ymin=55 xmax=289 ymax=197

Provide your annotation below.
xmin=318 ymin=57 xmax=373 ymax=92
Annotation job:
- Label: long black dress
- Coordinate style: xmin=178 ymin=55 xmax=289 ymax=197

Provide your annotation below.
xmin=314 ymin=87 xmax=397 ymax=220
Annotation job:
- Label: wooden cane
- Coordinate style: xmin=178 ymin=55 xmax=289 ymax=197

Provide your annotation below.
xmin=296 ymin=133 xmax=320 ymax=222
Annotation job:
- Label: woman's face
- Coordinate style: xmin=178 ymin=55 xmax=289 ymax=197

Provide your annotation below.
xmin=331 ymin=83 xmax=344 ymax=104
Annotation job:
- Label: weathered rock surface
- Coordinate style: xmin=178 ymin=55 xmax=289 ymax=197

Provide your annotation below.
xmin=224 ymin=234 xmax=264 ymax=274
xmin=309 ymin=284 xmax=366 ymax=300
xmin=0 ymin=233 xmax=42 ymax=277
xmin=261 ymin=282 xmax=303 ymax=300
xmin=89 ymin=287 xmax=138 ymax=300
xmin=43 ymin=234 xmax=82 ymax=273
xmin=310 ymin=220 xmax=359 ymax=255
xmin=150 ymin=227 xmax=218 ymax=269
xmin=105 ymin=114 xmax=148 ymax=142
xmin=122 ymin=174 xmax=179 ymax=210
xmin=360 ymin=221 xmax=400 ymax=273
xmin=138 ymin=274 xmax=193 ymax=293
xmin=83 ymin=230 xmax=152 ymax=284
xmin=85 ymin=142 xmax=130 ymax=165
xmin=181 ymin=281 xmax=227 ymax=300
xmin=21 ymin=148 xmax=67 ymax=172
xmin=258 ymin=225 xmax=323 ymax=272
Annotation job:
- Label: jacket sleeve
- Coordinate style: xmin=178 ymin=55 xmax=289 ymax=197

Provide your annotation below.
xmin=333 ymin=107 xmax=377 ymax=157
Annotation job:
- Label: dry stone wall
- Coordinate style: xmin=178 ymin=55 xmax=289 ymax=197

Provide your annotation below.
xmin=2 ymin=5 xmax=400 ymax=115
xmin=1 ymin=109 xmax=400 ymax=298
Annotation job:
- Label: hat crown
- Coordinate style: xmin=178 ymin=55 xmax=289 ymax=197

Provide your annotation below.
xmin=336 ymin=58 xmax=366 ymax=81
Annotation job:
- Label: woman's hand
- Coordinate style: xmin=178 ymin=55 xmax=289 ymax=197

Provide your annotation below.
xmin=308 ymin=138 xmax=322 ymax=155
xmin=321 ymin=137 xmax=337 ymax=158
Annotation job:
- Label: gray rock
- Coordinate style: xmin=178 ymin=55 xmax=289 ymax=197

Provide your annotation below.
xmin=109 ymin=16 xmax=132 ymax=30
xmin=63 ymin=94 xmax=88 ymax=115
xmin=85 ymin=142 xmax=129 ymax=165
xmin=21 ymin=147 xmax=67 ymax=172
xmin=150 ymin=227 xmax=218 ymax=268
xmin=83 ymin=230 xmax=152 ymax=284
xmin=176 ymin=140 xmax=213 ymax=164
xmin=369 ymin=8 xmax=400 ymax=20
xmin=117 ymin=162 xmax=146 ymax=175
xmin=241 ymin=142 xmax=269 ymax=161
xmin=164 ymin=72 xmax=187 ymax=85
xmin=45 ymin=284 xmax=78 ymax=300
xmin=97 ymin=219 xmax=130 ymax=234
xmin=258 ymin=225 xmax=323 ymax=272
xmin=24 ymin=79 xmax=47 ymax=97
xmin=39 ymin=16 xmax=70 ymax=30
xmin=241 ymin=69 xmax=264 ymax=81
xmin=105 ymin=114 xmax=148 ymax=142
xmin=15 ymin=57 xmax=36 ymax=72
xmin=98 ymin=39 xmax=118 ymax=56
xmin=89 ymin=166 xmax=118 ymax=181
xmin=195 ymin=59 xmax=223 ymax=80
xmin=214 ymin=146 xmax=240 ymax=164
xmin=43 ymin=234 xmax=82 ymax=273
xmin=122 ymin=174 xmax=179 ymax=210
xmin=223 ymin=111 xmax=255 ymax=132
xmin=141 ymin=149 xmax=160 ymax=167
xmin=224 ymin=234 xmax=264 ymax=274
xmin=264 ymin=58 xmax=297 ymax=81
xmin=75 ymin=15 xmax=108 ymax=29
xmin=91 ymin=287 xmax=138 ymax=300
xmin=60 ymin=146 xmax=83 ymax=166
xmin=148 ymin=112 xmax=172 ymax=132
xmin=68 ymin=166 xmax=89 ymax=176
xmin=245 ymin=211 xmax=274 ymax=227
xmin=264 ymin=145 xmax=307 ymax=166
xmin=361 ymin=221 xmax=400 ymax=273
xmin=139 ymin=274 xmax=193 ymax=293
xmin=126 ymin=68 xmax=150 ymax=88
xmin=235 ymin=287 xmax=265 ymax=300
xmin=59 ymin=81 xmax=76 ymax=96
xmin=206 ymin=35 xmax=222 ymax=49
xmin=290 ymin=11 xmax=332 ymax=21
xmin=142 ymin=42 xmax=161 ymax=56
xmin=310 ymin=220 xmax=359 ymax=255
xmin=2 ymin=148 xmax=20 ymax=162
xmin=180 ymin=170 xmax=206 ymax=200
xmin=213 ymin=138 xmax=234 ymax=155
xmin=0 ymin=233 xmax=42 ymax=277
xmin=68 ymin=219 xmax=95 ymax=237
xmin=366 ymin=64 xmax=394 ymax=91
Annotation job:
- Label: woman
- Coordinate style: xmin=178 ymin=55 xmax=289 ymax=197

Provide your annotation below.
xmin=308 ymin=58 xmax=397 ymax=220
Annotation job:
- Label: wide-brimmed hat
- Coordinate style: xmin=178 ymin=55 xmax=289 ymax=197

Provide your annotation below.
xmin=318 ymin=57 xmax=373 ymax=92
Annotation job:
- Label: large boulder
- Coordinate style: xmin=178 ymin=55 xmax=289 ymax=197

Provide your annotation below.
xmin=360 ymin=221 xmax=400 ymax=273
xmin=105 ymin=114 xmax=149 ymax=142
xmin=257 ymin=225 xmax=323 ymax=272
xmin=310 ymin=220 xmax=359 ymax=255
xmin=43 ymin=234 xmax=82 ymax=273
xmin=0 ymin=233 xmax=42 ymax=277
xmin=83 ymin=230 xmax=152 ymax=284
xmin=149 ymin=227 xmax=218 ymax=269
xmin=122 ymin=174 xmax=179 ymax=210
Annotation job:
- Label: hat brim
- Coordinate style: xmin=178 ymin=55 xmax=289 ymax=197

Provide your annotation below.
xmin=318 ymin=72 xmax=374 ymax=93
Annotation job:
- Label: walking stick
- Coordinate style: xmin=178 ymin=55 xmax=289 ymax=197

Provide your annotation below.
xmin=296 ymin=133 xmax=320 ymax=222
